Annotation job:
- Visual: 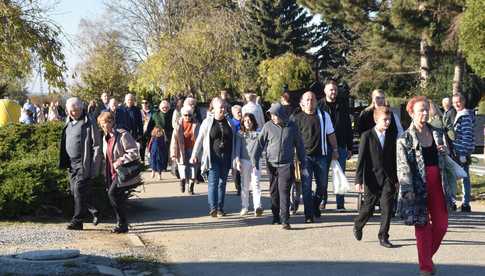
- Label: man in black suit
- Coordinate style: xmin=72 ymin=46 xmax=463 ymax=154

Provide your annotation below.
xmin=353 ymin=106 xmax=398 ymax=248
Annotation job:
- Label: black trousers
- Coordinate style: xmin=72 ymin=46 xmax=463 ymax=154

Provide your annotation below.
xmin=354 ymin=182 xmax=395 ymax=239
xmin=140 ymin=135 xmax=148 ymax=162
xmin=234 ymin=171 xmax=241 ymax=193
xmin=69 ymin=165 xmax=98 ymax=224
xmin=268 ymin=163 xmax=294 ymax=224
xmin=108 ymin=180 xmax=128 ymax=225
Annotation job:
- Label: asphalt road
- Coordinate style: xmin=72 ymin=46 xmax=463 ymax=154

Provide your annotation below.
xmin=127 ymin=170 xmax=485 ymax=276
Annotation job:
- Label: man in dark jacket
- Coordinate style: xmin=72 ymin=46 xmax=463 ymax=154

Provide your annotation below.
xmin=318 ymin=80 xmax=353 ymax=211
xmin=59 ymin=97 xmax=101 ymax=230
xmin=117 ymin=93 xmax=143 ymax=142
xmin=93 ymin=92 xmax=110 ymax=119
xmin=252 ymin=103 xmax=308 ymax=229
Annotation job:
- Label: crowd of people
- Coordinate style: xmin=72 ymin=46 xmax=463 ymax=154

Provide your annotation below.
xmin=51 ymin=80 xmax=475 ymax=276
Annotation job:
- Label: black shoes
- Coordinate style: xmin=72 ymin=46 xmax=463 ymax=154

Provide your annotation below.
xmin=379 ymin=238 xmax=394 ymax=248
xmin=290 ymin=202 xmax=299 ymax=215
xmin=460 ymin=204 xmax=471 ymax=212
xmin=111 ymin=224 xmax=129 ymax=234
xmin=255 ymin=207 xmax=264 ymax=217
xmin=180 ymin=180 xmax=186 ymax=193
xmin=353 ymin=227 xmax=362 ymax=241
xmin=67 ymin=222 xmax=83 ymax=230
xmin=189 ymin=181 xmax=195 ymax=195
xmin=282 ymin=223 xmax=291 ymax=230
xmin=305 ymin=217 xmax=314 ymax=223
xmin=92 ymin=214 xmax=100 ymax=226
xmin=272 ymin=216 xmax=281 ymax=225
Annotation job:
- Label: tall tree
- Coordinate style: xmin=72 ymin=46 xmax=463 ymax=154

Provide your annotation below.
xmin=0 ymin=0 xmax=66 ymax=89
xmin=71 ymin=30 xmax=132 ymax=102
xmin=242 ymin=0 xmax=314 ymax=65
xmin=459 ymin=0 xmax=485 ymax=78
xmin=299 ymin=0 xmax=475 ymax=101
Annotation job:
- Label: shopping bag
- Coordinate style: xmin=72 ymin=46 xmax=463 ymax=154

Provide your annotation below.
xmin=447 ymin=155 xmax=467 ymax=179
xmin=331 ymin=160 xmax=350 ymax=194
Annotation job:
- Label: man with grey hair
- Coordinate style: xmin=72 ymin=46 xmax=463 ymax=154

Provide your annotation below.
xmin=442 ymin=97 xmax=456 ymax=129
xmin=117 ymin=93 xmax=143 ymax=142
xmin=59 ymin=97 xmax=101 ymax=230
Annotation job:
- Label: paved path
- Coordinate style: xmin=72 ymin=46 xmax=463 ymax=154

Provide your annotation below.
xmin=127 ymin=170 xmax=485 ymax=276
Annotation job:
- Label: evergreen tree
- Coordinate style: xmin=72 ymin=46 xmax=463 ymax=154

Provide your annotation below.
xmin=242 ymin=0 xmax=314 ymax=65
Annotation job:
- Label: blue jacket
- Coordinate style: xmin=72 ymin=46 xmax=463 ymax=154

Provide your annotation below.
xmin=453 ymin=109 xmax=475 ymax=157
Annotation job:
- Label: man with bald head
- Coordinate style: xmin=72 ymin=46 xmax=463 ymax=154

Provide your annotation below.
xmin=318 ymin=80 xmax=353 ymax=211
xmin=59 ymin=97 xmax=101 ymax=230
xmin=291 ymin=91 xmax=339 ymax=222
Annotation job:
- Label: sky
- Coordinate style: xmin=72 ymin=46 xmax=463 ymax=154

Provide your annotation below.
xmin=28 ymin=0 xmax=104 ymax=94
xmin=28 ymin=1 xmax=322 ymax=94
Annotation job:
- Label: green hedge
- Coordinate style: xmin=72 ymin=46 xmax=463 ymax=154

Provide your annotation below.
xmin=0 ymin=122 xmax=107 ymax=219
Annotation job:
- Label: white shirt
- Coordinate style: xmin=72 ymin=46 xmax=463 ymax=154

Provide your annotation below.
xmin=242 ymin=101 xmax=265 ymax=131
xmin=374 ymin=127 xmax=386 ymax=148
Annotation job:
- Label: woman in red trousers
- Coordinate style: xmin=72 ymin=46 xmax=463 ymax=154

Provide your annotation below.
xmin=397 ymin=96 xmax=454 ymax=276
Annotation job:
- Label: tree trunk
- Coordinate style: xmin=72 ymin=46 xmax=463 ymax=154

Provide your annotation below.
xmin=452 ymin=53 xmax=464 ymax=94
xmin=419 ymin=32 xmax=430 ymax=89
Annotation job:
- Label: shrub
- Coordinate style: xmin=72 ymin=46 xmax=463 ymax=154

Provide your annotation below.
xmin=0 ymin=122 xmax=107 ymax=219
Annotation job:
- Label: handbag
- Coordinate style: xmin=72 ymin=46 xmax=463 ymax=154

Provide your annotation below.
xmin=331 ymin=160 xmax=350 ymax=194
xmin=116 ymin=159 xmax=143 ymax=188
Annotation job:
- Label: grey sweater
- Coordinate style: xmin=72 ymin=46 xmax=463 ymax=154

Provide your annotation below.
xmin=235 ymin=131 xmax=259 ymax=161
xmin=251 ymin=103 xmax=306 ymax=169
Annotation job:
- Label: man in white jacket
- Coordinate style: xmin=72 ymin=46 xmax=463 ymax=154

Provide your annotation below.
xmin=242 ymin=93 xmax=265 ymax=130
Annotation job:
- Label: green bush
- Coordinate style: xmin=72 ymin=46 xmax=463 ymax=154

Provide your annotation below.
xmin=0 ymin=122 xmax=107 ymax=219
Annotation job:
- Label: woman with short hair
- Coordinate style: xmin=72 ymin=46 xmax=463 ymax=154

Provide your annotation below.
xmin=97 ymin=111 xmax=139 ymax=233
xmin=171 ymin=105 xmax=199 ymax=194
xmin=397 ymin=96 xmax=453 ymax=275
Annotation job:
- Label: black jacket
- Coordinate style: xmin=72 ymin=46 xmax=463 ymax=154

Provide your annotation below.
xmin=356 ymin=107 xmax=399 ymax=139
xmin=355 ymin=128 xmax=397 ymax=194
xmin=318 ymin=98 xmax=353 ymax=151
xmin=117 ymin=105 xmax=143 ymax=141
xmin=59 ymin=113 xmax=102 ymax=180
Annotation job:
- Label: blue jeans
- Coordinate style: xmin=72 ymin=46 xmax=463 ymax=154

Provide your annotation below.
xmin=462 ymin=163 xmax=471 ymax=206
xmin=302 ymin=155 xmax=328 ymax=218
xmin=207 ymin=157 xmax=230 ymax=211
xmin=325 ymin=146 xmax=347 ymax=209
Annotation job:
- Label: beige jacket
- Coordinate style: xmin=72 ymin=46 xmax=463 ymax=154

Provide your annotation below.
xmin=102 ymin=129 xmax=140 ymax=185
xmin=170 ymin=118 xmax=199 ymax=165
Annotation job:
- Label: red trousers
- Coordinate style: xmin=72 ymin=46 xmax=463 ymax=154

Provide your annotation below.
xmin=415 ymin=165 xmax=448 ymax=272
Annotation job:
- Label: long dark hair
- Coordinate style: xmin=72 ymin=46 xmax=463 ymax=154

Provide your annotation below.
xmin=240 ymin=113 xmax=258 ymax=132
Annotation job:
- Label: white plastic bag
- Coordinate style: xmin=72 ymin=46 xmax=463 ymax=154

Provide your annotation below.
xmin=447 ymin=155 xmax=467 ymax=179
xmin=331 ymin=160 xmax=350 ymax=194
